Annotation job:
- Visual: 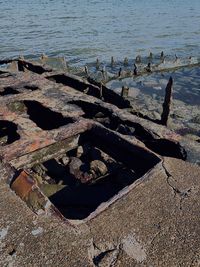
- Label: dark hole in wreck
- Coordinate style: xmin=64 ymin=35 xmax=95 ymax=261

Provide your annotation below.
xmin=31 ymin=127 xmax=160 ymax=220
xmin=0 ymin=87 xmax=20 ymax=96
xmin=47 ymin=74 xmax=100 ymax=97
xmin=68 ymin=100 xmax=187 ymax=160
xmin=47 ymin=74 xmax=130 ymax=109
xmin=17 ymin=60 xmax=51 ymax=74
xmin=68 ymin=100 xmax=119 ymax=129
xmin=0 ymin=120 xmax=20 ymax=145
xmin=23 ymin=85 xmax=39 ymax=91
xmin=0 ymin=85 xmax=39 ymax=96
xmin=23 ymin=100 xmax=74 ymax=130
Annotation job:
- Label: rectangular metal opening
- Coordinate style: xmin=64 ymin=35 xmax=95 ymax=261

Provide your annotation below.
xmin=11 ymin=126 xmax=161 ymax=222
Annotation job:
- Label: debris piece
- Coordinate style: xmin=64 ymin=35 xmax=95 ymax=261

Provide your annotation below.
xmin=121 ymin=86 xmax=129 ymax=97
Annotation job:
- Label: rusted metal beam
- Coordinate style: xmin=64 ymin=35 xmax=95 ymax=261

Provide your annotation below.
xmin=161 ymin=77 xmax=173 ymax=126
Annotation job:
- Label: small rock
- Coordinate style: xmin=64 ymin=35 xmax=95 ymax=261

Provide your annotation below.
xmin=151 ymin=111 xmax=161 ymax=120
xmin=96 ymin=117 xmax=111 ymax=126
xmin=69 ymin=157 xmax=83 ymax=176
xmin=0 ymin=136 xmax=8 ymax=145
xmin=90 ymin=160 xmax=108 ymax=177
xmin=31 ymin=227 xmax=43 ymax=236
xmin=94 ymin=112 xmax=105 ymax=118
xmin=77 ymin=146 xmax=84 ymax=158
xmin=60 ymin=155 xmax=70 ymax=165
xmin=0 ymin=227 xmax=9 ymax=240
xmin=68 ymin=157 xmax=91 ymax=183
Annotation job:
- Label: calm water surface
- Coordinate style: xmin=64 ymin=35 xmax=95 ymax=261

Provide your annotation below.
xmin=0 ymin=0 xmax=200 ymax=65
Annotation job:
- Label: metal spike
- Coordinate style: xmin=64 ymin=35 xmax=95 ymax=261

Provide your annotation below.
xmin=135 ymin=55 xmax=141 ymax=63
xmin=124 ymin=57 xmax=128 ymax=66
xmin=133 ymin=64 xmax=138 ymax=75
xmin=118 ymin=67 xmax=122 ymax=77
xmin=84 ymin=65 xmax=89 ymax=76
xmin=96 ymin=58 xmax=100 ymax=70
xmin=111 ymin=56 xmax=115 ymax=67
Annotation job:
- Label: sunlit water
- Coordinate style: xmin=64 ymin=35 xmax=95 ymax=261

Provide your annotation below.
xmin=0 ymin=0 xmax=200 ymax=65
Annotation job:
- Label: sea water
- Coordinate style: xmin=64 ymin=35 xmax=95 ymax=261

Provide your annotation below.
xmin=0 ymin=0 xmax=200 ymax=65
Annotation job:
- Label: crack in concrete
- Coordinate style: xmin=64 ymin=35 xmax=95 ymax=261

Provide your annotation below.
xmin=162 ymin=162 xmax=192 ymax=210
xmin=149 ymin=230 xmax=162 ymax=247
xmin=110 ymin=244 xmax=122 ymax=267
xmin=162 ymin=162 xmax=181 ymax=196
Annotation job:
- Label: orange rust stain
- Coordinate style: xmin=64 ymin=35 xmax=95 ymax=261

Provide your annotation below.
xmin=11 ymin=170 xmax=36 ymax=200
xmin=28 ymin=140 xmax=41 ymax=152
xmin=43 ymin=139 xmax=53 ymax=146
xmin=26 ymin=139 xmax=53 ymax=153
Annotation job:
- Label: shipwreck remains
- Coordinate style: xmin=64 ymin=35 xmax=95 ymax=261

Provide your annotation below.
xmin=1 ymin=57 xmax=200 ymax=266
xmin=0 ymin=58 xmax=199 ymax=225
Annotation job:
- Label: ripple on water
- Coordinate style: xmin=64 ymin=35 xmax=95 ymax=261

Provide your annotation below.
xmin=0 ymin=0 xmax=200 ymax=64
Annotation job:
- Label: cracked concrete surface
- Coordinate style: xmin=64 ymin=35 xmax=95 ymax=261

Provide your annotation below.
xmin=1 ymin=157 xmax=199 ymax=266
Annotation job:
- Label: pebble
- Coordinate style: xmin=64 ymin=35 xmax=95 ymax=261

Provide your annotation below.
xmin=0 ymin=227 xmax=9 ymax=240
xmin=31 ymin=227 xmax=43 ymax=236
xmin=76 ymin=146 xmax=84 ymax=158
xmin=60 ymin=156 xmax=70 ymax=165
xmin=90 ymin=160 xmax=108 ymax=177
